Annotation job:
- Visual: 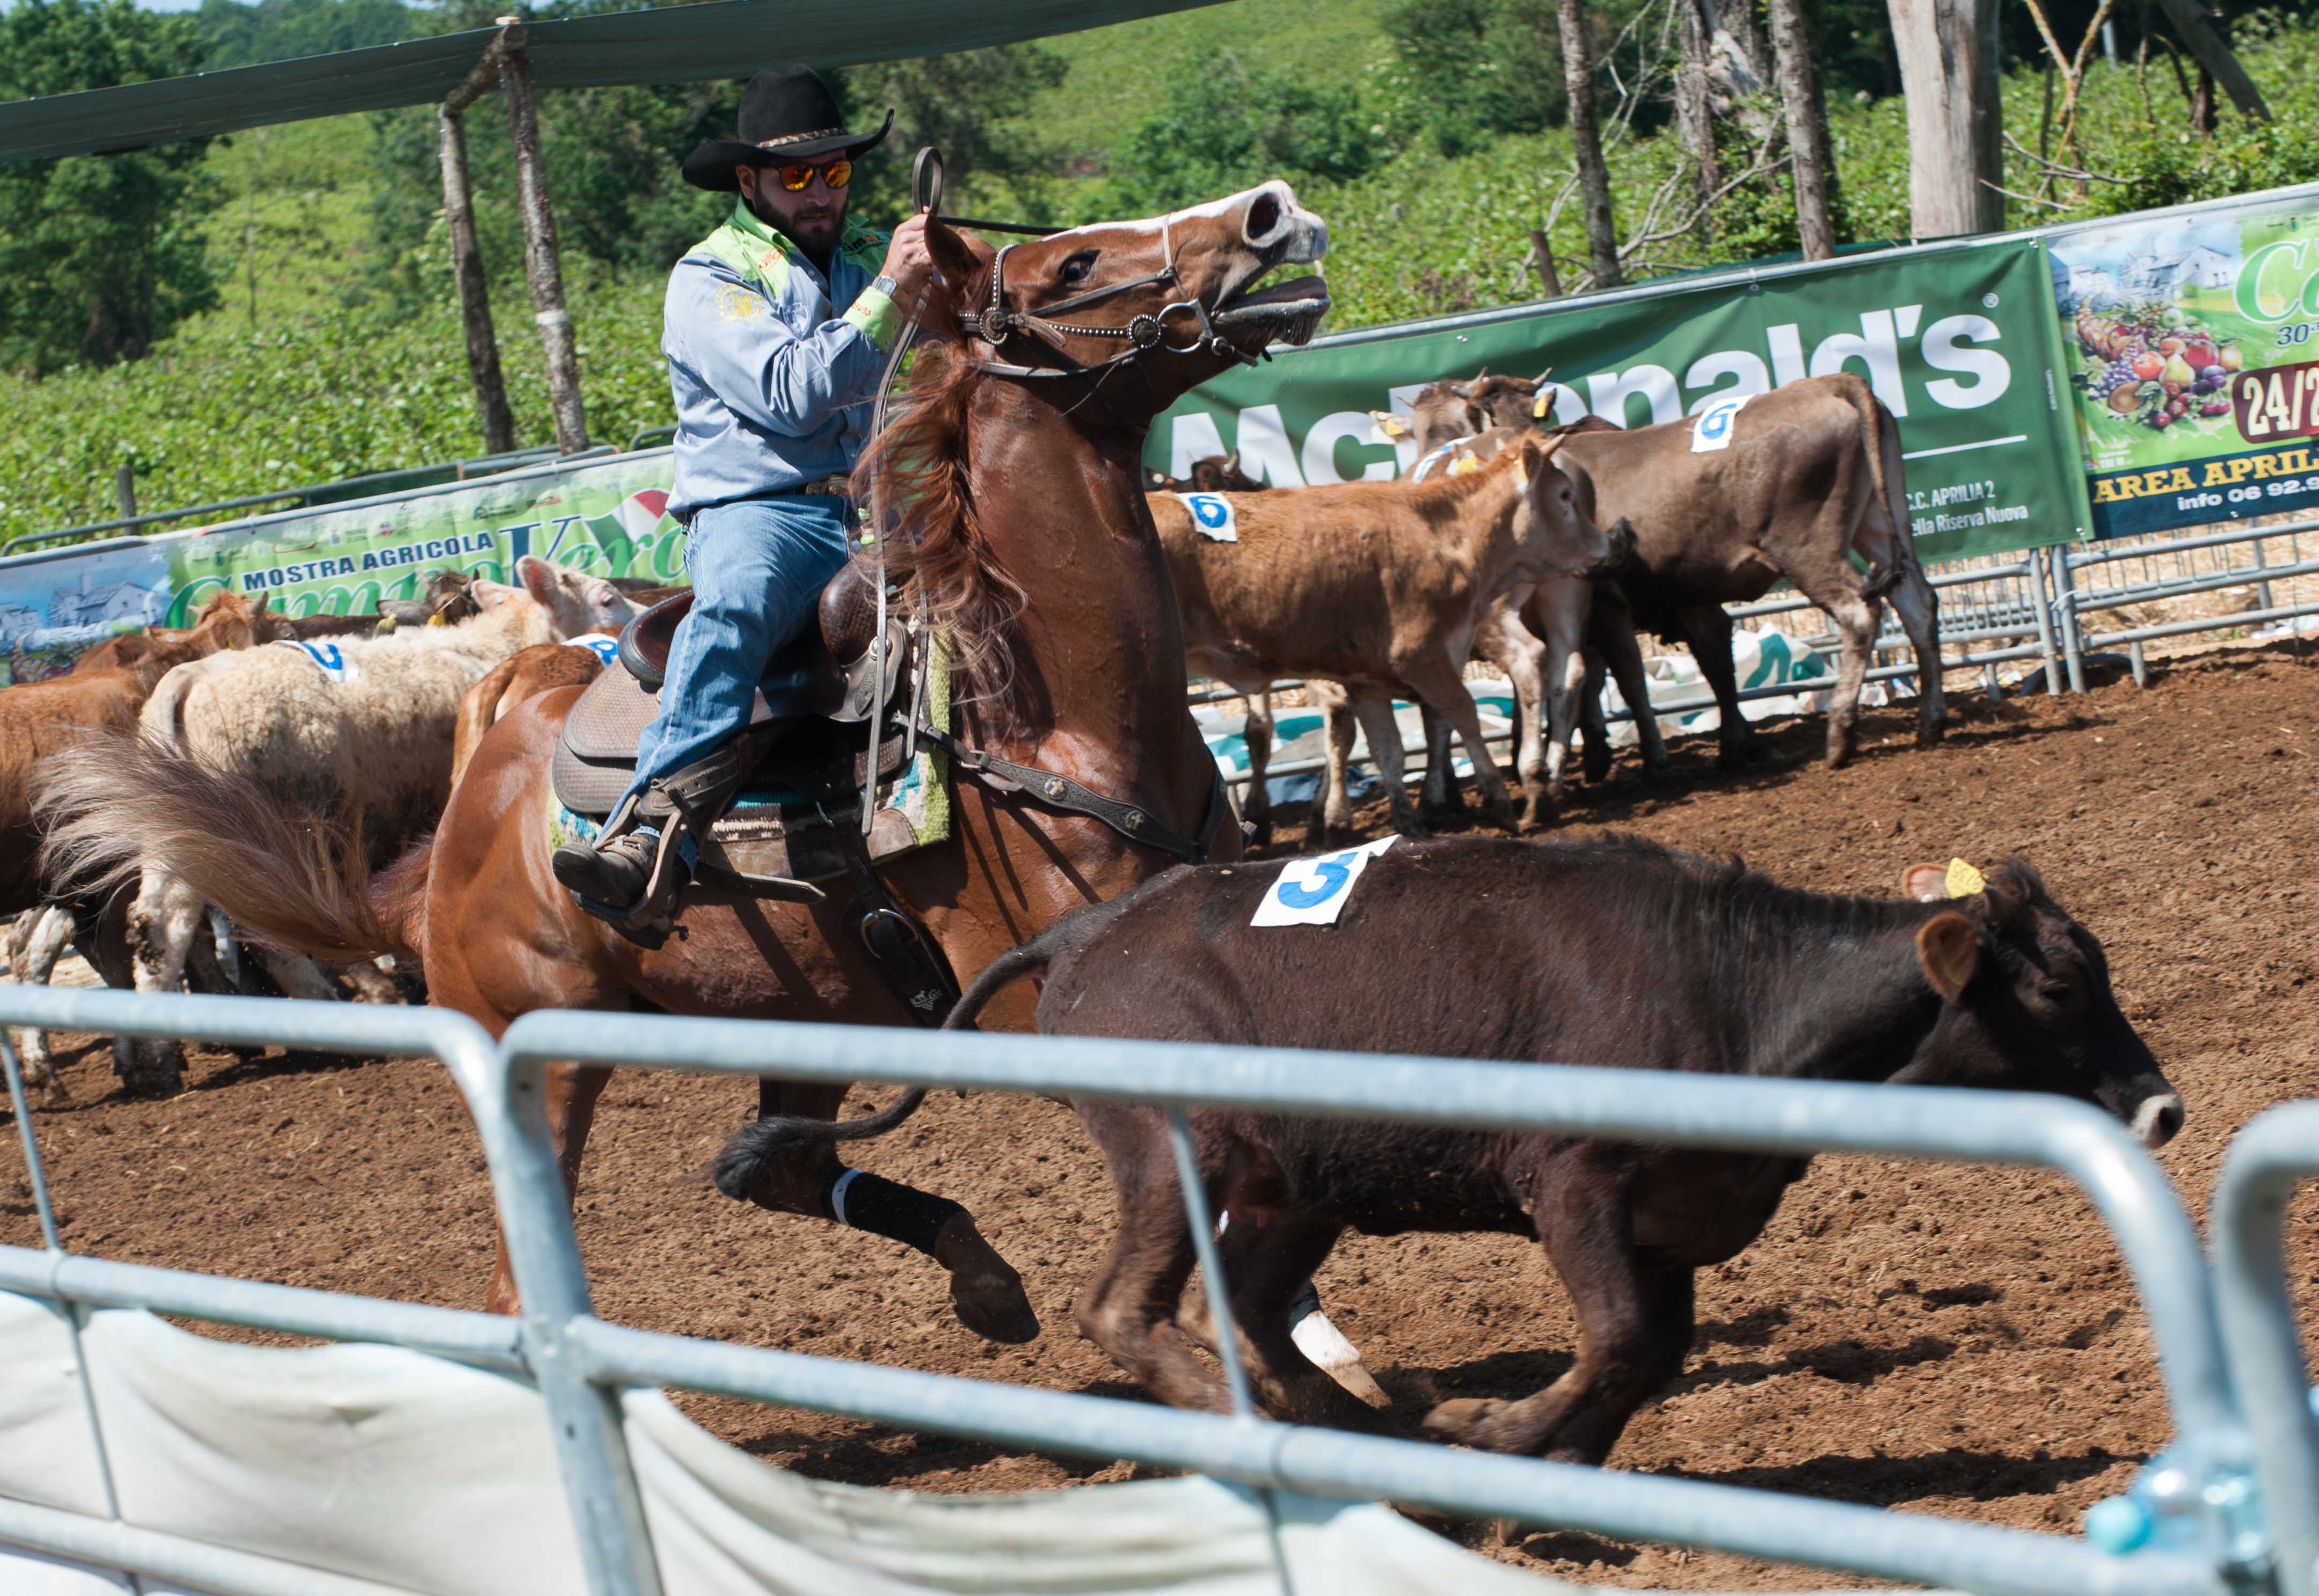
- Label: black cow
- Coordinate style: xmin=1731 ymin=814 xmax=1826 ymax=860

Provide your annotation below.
xmin=927 ymin=836 xmax=2183 ymax=1461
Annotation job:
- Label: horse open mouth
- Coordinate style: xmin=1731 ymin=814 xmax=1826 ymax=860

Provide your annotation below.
xmin=1213 ymin=273 xmax=1331 ymax=346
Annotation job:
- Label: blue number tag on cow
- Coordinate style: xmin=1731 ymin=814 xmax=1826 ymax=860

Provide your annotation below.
xmin=573 ymin=633 xmax=622 ymax=667
xmin=1250 ymin=835 xmax=1400 ymax=927
xmin=1690 ymin=391 xmax=1753 ymax=453
xmin=271 ymin=638 xmax=356 ymax=683
xmin=1171 ymin=492 xmax=1238 ymax=543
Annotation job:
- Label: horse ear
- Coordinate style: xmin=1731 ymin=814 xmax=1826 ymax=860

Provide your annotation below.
xmin=922 ymin=220 xmax=983 ymax=334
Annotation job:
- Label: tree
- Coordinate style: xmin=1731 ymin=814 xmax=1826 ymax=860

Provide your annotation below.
xmin=0 ymin=0 xmax=220 ymax=371
xmin=193 ymin=0 xmax=424 ymax=69
xmin=1555 ymin=0 xmax=1622 ymax=287
xmin=1887 ymin=0 xmax=2004 ymax=237
xmin=1379 ymin=0 xmax=1565 ymax=157
xmin=840 ymin=45 xmax=1070 ymax=220
xmin=1765 ymin=0 xmax=1837 ymax=258
xmin=1100 ymin=57 xmax=1382 ymax=216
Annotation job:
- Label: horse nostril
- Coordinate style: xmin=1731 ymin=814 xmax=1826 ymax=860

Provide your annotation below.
xmin=1245 ymin=191 xmax=1281 ymax=243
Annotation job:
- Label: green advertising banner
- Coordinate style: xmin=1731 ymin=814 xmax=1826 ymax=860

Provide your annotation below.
xmin=2048 ymin=188 xmax=2319 ymax=538
xmin=1148 ymin=236 xmax=2092 ymax=565
xmin=0 ymin=453 xmax=683 ymax=685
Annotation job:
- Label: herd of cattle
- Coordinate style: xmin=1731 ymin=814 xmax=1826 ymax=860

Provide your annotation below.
xmin=0 ymin=356 xmax=2193 ymax=1466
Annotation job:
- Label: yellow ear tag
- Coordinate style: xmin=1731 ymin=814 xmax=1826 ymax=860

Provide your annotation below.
xmin=1945 ymin=858 xmax=1987 ymax=899
xmin=1447 ymin=451 xmax=1481 ymax=475
xmin=1380 ymin=416 xmax=1406 ymax=439
xmin=1532 ymin=393 xmax=1550 ymax=419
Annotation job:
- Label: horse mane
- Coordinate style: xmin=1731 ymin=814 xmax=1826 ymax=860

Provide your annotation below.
xmin=849 ymin=327 xmax=1025 ymax=711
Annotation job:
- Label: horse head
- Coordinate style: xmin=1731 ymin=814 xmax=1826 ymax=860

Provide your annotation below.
xmin=927 ymin=180 xmax=1330 ymax=426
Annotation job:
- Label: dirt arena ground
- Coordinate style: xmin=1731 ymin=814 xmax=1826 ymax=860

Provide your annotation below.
xmin=9 ymin=641 xmax=2319 ymax=1588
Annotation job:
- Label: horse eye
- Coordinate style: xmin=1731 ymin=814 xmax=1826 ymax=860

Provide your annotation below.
xmin=1059 ymin=251 xmax=1097 ymax=286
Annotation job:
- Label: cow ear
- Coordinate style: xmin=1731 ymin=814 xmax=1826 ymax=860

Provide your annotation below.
xmin=1901 ymin=862 xmax=1950 ymax=901
xmin=514 ymin=555 xmax=559 ymax=606
xmin=1369 ymin=410 xmax=1408 ymax=440
xmin=1916 ymin=913 xmax=1980 ymax=1000
xmin=471 ymin=578 xmax=521 ymax=611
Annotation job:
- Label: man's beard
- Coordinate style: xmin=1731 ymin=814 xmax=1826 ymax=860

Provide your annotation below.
xmin=747 ymin=188 xmax=845 ymax=253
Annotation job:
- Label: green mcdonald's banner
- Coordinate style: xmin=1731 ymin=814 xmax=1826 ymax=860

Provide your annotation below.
xmin=0 ymin=452 xmax=684 ymax=685
xmin=1148 ymin=234 xmax=2094 ymax=566
xmin=2047 ymin=187 xmax=2319 ymax=538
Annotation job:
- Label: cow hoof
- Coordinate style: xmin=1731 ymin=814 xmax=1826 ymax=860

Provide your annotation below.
xmin=1916 ymin=721 xmax=1947 ymax=748
xmin=115 ymin=1039 xmax=183 ymax=1099
xmin=1391 ymin=816 xmax=1434 ymax=841
xmin=1581 ymin=753 xmax=1613 ymax=785
xmin=1423 ymin=1396 xmax=1513 ymax=1447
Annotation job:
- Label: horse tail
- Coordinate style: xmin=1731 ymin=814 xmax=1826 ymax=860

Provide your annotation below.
xmin=706 ymin=876 xmax=1190 ymax=1198
xmin=35 ymin=734 xmax=417 ymax=965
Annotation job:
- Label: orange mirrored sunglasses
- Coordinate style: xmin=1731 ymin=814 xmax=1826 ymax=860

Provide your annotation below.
xmin=777 ymin=159 xmax=851 ymax=192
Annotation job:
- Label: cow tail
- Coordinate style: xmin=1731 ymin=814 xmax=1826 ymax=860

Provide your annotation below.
xmin=706 ymin=876 xmax=1190 ymax=1198
xmin=1855 ymin=381 xmax=1915 ymax=601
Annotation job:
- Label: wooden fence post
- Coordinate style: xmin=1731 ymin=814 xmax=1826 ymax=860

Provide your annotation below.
xmin=439 ymin=97 xmax=516 ymax=456
xmin=496 ymin=20 xmax=588 ymax=456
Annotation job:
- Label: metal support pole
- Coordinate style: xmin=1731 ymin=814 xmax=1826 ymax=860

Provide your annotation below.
xmin=2254 ymin=537 xmax=2277 ymax=614
xmin=2130 ymin=639 xmax=2148 ymax=688
xmin=2031 ymin=546 xmax=2063 ymax=697
xmin=497 ymin=21 xmax=588 ymax=457
xmin=113 ymin=464 xmax=135 ymax=522
xmin=2055 ymin=547 xmax=2089 ymax=694
xmin=440 ymin=103 xmax=517 ymax=456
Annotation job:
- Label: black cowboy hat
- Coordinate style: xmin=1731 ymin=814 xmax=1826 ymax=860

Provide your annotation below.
xmin=681 ymin=66 xmax=893 ymax=193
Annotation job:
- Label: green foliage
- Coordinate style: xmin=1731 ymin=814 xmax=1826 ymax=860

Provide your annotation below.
xmin=193 ymin=0 xmax=426 ymax=69
xmin=840 ymin=45 xmax=1072 ymax=219
xmin=2083 ymin=120 xmax=2319 ymax=216
xmin=0 ymin=273 xmax=673 ymax=549
xmin=0 ymin=0 xmax=220 ymax=371
xmin=1376 ymin=0 xmax=1563 ymax=157
xmin=1099 ymin=57 xmax=1386 ymax=215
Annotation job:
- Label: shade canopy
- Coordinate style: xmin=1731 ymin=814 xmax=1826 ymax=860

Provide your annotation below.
xmin=0 ymin=0 xmax=1226 ymax=163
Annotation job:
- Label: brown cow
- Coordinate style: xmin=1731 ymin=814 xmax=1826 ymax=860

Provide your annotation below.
xmin=1401 ymin=370 xmax=1945 ymax=775
xmin=1155 ymin=435 xmax=1629 ymax=842
xmin=2 ymin=591 xmax=287 ymax=916
xmin=937 ymin=838 xmax=2182 ymax=1459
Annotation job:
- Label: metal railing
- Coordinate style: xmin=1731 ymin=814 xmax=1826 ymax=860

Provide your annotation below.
xmin=0 ymin=982 xmax=2269 ymax=1596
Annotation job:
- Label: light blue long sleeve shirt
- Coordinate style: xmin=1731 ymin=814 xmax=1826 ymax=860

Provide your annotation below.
xmin=662 ymin=201 xmax=902 ymax=520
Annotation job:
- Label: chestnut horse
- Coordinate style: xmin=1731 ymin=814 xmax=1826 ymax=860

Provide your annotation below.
xmin=47 ymin=184 xmax=1331 ymax=1336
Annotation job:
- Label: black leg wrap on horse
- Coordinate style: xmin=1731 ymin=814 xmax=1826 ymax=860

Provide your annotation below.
xmin=825 ymin=1169 xmax=964 ymax=1257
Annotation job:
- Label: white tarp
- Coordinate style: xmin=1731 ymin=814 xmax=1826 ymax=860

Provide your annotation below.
xmin=0 ymin=1291 xmax=1578 ymax=1595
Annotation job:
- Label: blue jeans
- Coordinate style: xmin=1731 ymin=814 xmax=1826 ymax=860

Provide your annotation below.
xmin=622 ymin=494 xmax=854 ymax=812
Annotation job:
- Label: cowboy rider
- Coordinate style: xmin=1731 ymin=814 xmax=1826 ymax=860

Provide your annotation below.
xmin=552 ymin=65 xmax=935 ymax=916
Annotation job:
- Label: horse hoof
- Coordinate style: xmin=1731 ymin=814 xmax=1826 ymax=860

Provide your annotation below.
xmin=950 ymin=1269 xmax=1040 ymax=1344
xmin=1423 ymin=1396 xmax=1512 ymax=1446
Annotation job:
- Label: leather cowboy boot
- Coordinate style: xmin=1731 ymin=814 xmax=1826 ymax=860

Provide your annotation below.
xmin=551 ymin=828 xmax=659 ymax=910
xmin=553 ymin=737 xmax=763 ymax=921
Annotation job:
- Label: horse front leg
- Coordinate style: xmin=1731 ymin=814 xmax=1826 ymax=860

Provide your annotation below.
xmin=723 ymin=1076 xmax=1039 ymax=1345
